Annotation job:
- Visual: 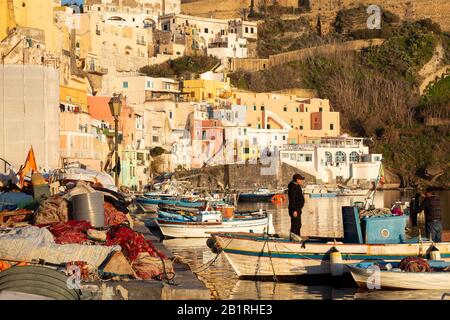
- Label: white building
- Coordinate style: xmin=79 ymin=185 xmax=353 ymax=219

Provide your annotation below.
xmin=159 ymin=13 xmax=256 ymax=61
xmin=85 ymin=0 xmax=181 ymax=25
xmin=279 ymin=137 xmax=383 ymax=184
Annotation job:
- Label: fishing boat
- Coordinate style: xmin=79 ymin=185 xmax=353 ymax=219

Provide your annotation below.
xmin=337 ymin=188 xmax=369 ymax=197
xmin=348 ymin=260 xmax=450 ymax=290
xmin=209 ymin=233 xmax=450 ymax=279
xmin=156 ymin=211 xmax=275 ymax=239
xmin=207 ymin=206 xmax=450 ymax=279
xmin=238 ymin=189 xmax=278 ymax=202
xmin=136 ymin=196 xmax=207 ymax=212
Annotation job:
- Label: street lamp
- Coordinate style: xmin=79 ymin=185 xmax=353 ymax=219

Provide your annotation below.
xmin=108 ymin=93 xmax=122 ymax=187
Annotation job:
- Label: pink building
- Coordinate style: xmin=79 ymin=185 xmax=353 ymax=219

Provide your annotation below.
xmin=190 ymin=119 xmax=225 ymax=168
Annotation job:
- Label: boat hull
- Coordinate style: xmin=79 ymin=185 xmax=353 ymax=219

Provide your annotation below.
xmin=238 ymin=194 xmax=275 ymax=203
xmin=212 ymin=234 xmax=450 ymax=278
xmin=156 ymin=217 xmax=275 ymax=238
xmin=349 ymin=265 xmax=450 ymax=290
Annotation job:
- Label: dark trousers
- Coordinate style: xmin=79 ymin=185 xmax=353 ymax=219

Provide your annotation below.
xmin=426 ymin=220 xmax=442 ymax=242
xmin=290 ymin=213 xmax=302 ymax=236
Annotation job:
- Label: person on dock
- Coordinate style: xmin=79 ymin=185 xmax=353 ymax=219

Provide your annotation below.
xmin=288 ymin=174 xmax=305 ymax=240
xmin=420 ymin=188 xmax=442 ymax=242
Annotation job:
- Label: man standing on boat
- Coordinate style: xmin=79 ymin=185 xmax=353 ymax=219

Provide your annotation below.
xmin=420 ymin=188 xmax=442 ymax=242
xmin=288 ymin=174 xmax=305 ymax=240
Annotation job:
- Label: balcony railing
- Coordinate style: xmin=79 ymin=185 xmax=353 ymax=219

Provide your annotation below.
xmin=137 ymin=40 xmax=147 ymax=46
xmin=87 ymin=64 xmax=108 ymax=75
xmin=60 ymin=149 xmax=100 ymax=160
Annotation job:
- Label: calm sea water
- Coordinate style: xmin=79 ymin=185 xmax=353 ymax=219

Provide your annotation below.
xmin=163 ymin=190 xmax=450 ymax=300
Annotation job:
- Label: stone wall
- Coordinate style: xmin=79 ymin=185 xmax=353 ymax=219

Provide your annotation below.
xmin=172 ymin=162 xmax=315 ymax=190
xmin=229 ymin=38 xmax=384 ymax=72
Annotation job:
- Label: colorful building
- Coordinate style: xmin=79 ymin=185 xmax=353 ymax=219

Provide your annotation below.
xmin=229 ymin=91 xmax=340 ymax=144
xmin=183 ymin=78 xmax=231 ymax=104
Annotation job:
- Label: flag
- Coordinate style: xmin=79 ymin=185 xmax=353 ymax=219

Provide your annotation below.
xmin=17 ymin=147 xmax=38 ymax=188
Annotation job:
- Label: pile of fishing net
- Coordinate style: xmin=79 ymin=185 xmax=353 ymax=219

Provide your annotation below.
xmin=106 ymin=226 xmax=174 ymax=281
xmin=106 ymin=226 xmax=167 ymax=261
xmin=399 ymin=257 xmax=431 ymax=272
xmin=33 ymin=196 xmax=69 ymax=225
xmin=47 ymin=221 xmax=92 ymax=245
xmin=359 ymin=208 xmax=392 ymax=219
xmin=104 ymin=202 xmax=128 ymax=226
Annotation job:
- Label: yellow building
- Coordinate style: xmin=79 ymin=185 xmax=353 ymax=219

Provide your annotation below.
xmin=229 ymin=91 xmax=341 ymax=144
xmin=0 ymin=0 xmax=64 ymax=54
xmin=183 ymin=78 xmax=231 ymax=103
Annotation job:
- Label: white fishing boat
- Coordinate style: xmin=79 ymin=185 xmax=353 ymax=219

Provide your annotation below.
xmin=348 ymin=260 xmax=450 ymax=290
xmin=156 ymin=213 xmax=275 ymax=239
xmin=209 ymin=233 xmax=450 ymax=278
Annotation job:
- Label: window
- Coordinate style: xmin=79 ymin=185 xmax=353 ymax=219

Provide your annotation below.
xmin=319 ymin=107 xmax=323 ymax=112
xmin=245 ymin=27 xmax=249 ymax=33
xmin=274 ymin=135 xmax=277 ymax=141
xmin=204 ymin=28 xmax=208 ymax=33
xmin=123 ymin=81 xmax=129 ymax=88
xmin=296 ymin=108 xmax=299 ymax=112
xmin=283 ymin=136 xmax=286 ymax=141
xmin=325 ymin=151 xmax=332 ymax=163
xmin=169 ymin=111 xmax=173 ymax=119
xmin=330 ymin=124 xmax=334 ymax=130
xmin=244 ymin=147 xmax=250 ymax=154
xmin=253 ymin=106 xmax=256 ymax=111
xmin=147 ymin=80 xmax=153 ymax=88
xmin=267 ymin=124 xmax=271 ymax=129
xmin=251 ymin=27 xmax=254 ymax=33
xmin=336 ymin=151 xmax=346 ymax=163
xmin=349 ymin=151 xmax=360 ymax=162
xmin=283 ymin=107 xmax=287 ymax=112
xmin=261 ymin=106 xmax=265 ymax=111
xmin=300 ymin=125 xmax=304 ymax=130
xmin=152 ymin=136 xmax=159 ymax=143
xmin=290 ymin=153 xmax=296 ymax=160
xmin=282 ymin=152 xmax=289 ymax=159
xmin=253 ymin=137 xmax=257 ymax=145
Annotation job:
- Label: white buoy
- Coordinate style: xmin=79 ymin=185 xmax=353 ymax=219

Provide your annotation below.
xmin=430 ymin=246 xmax=441 ymax=260
xmin=330 ymin=247 xmax=344 ymax=277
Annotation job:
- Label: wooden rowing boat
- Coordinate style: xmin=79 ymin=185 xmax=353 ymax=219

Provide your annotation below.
xmin=348 ymin=260 xmax=450 ymax=290
xmin=156 ymin=214 xmax=275 ymax=239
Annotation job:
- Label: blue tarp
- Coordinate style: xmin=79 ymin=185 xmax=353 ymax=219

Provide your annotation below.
xmin=0 ymin=192 xmax=34 ymax=211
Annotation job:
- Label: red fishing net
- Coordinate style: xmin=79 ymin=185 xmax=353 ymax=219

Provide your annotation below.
xmin=104 ymin=202 xmax=128 ymax=226
xmin=106 ymin=226 xmax=167 ymax=261
xmin=48 ymin=221 xmax=92 ymax=244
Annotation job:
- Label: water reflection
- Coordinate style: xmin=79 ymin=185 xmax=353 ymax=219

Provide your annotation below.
xmin=164 ymin=190 xmax=449 ymax=300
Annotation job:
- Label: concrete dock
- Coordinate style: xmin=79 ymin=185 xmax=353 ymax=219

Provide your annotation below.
xmin=85 ymin=213 xmax=211 ymax=300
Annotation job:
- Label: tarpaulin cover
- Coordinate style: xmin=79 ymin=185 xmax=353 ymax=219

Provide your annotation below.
xmin=0 ymin=226 xmax=120 ymax=267
xmin=0 ymin=192 xmax=34 ymax=211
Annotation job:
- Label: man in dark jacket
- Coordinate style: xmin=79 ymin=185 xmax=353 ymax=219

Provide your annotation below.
xmin=420 ymin=188 xmax=442 ymax=242
xmin=288 ymin=174 xmax=305 ymax=238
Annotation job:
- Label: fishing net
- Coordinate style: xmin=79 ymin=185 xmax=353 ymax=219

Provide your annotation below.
xmin=399 ymin=257 xmax=431 ymax=272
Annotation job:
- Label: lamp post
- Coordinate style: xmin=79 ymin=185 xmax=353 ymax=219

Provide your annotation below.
xmin=108 ymin=93 xmax=122 ymax=187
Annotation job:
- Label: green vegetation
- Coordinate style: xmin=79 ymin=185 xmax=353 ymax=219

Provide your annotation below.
xmin=230 ymin=20 xmax=450 ymax=187
xmin=140 ymin=55 xmax=220 ymax=79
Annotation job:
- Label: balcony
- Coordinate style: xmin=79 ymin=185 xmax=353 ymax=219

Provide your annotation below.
xmin=136 ymin=40 xmax=147 ymax=46
xmin=96 ymin=30 xmax=101 ymax=36
xmin=87 ymin=64 xmax=108 ymax=75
